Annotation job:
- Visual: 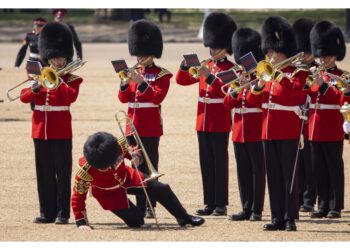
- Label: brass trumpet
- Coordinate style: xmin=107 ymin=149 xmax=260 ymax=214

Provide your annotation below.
xmin=118 ymin=57 xmax=152 ymax=82
xmin=188 ymin=49 xmax=226 ymax=79
xmin=323 ymin=71 xmax=350 ymax=91
xmin=256 ymin=52 xmax=304 ymax=82
xmin=7 ymin=59 xmax=86 ymax=101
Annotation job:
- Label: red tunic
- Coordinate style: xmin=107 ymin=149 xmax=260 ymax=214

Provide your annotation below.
xmin=252 ymin=66 xmax=309 ymax=140
xmin=118 ymin=64 xmax=172 ymax=137
xmin=20 ymin=73 xmax=83 ymax=140
xmin=71 ymin=157 xmax=146 ymax=222
xmin=308 ymin=67 xmax=350 ymax=141
xmin=176 ymin=58 xmax=235 ymax=132
xmin=224 ymin=87 xmax=263 ymax=143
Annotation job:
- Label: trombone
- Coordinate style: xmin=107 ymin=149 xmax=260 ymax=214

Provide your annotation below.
xmin=115 ymin=110 xmax=163 ymax=227
xmin=220 ymin=67 xmax=258 ymax=96
xmin=7 ymin=59 xmax=86 ymax=102
xmin=188 ymin=49 xmax=226 ymax=79
xmin=118 ymin=57 xmax=152 ymax=82
xmin=256 ymin=52 xmax=304 ymax=82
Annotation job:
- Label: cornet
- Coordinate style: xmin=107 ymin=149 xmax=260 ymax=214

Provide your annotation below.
xmin=188 ymin=49 xmax=226 ymax=79
xmin=118 ymin=57 xmax=152 ymax=82
xmin=7 ymin=59 xmax=86 ymax=101
xmin=323 ymin=71 xmax=350 ymax=91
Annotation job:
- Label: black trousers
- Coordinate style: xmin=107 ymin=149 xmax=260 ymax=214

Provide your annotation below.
xmin=298 ymin=138 xmax=316 ymax=208
xmin=112 ymin=180 xmax=188 ymax=227
xmin=33 ymin=139 xmax=72 ymax=220
xmin=310 ymin=141 xmax=344 ymax=212
xmin=197 ymin=131 xmax=229 ymax=206
xmin=233 ymin=141 xmax=265 ymax=214
xmin=263 ymin=140 xmax=299 ymax=221
xmin=128 ymin=136 xmax=160 ymax=209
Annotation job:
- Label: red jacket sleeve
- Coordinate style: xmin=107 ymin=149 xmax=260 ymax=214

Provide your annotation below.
xmin=19 ymin=86 xmax=36 ymax=103
xmin=224 ymin=94 xmax=237 ymax=110
xmin=118 ymin=83 xmax=133 ymax=103
xmin=279 ymin=69 xmax=309 ymax=92
xmin=137 ymin=74 xmax=172 ymax=105
xmin=57 ymin=76 xmax=83 ymax=104
xmin=71 ymin=165 xmax=91 ymax=225
xmin=176 ymin=68 xmax=199 ymax=86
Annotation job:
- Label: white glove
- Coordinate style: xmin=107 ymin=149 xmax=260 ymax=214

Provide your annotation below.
xmin=15 ymin=66 xmax=19 ymax=70
xmin=343 ymin=121 xmax=350 ymax=134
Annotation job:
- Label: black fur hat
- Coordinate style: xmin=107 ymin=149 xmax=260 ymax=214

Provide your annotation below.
xmin=232 ymin=27 xmax=264 ymax=64
xmin=293 ymin=18 xmax=315 ymax=54
xmin=310 ymin=20 xmax=346 ymax=61
xmin=83 ymin=132 xmax=120 ymax=169
xmin=128 ymin=19 xmax=163 ymax=58
xmin=203 ymin=12 xmax=237 ymax=54
xmin=261 ymin=16 xmax=296 ymax=57
xmin=38 ymin=22 xmax=73 ymax=64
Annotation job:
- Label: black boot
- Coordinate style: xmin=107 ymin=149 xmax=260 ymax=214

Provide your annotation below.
xmin=196 ymin=205 xmax=216 ymax=216
xmin=229 ymin=210 xmax=251 ymax=221
xmin=285 ymin=220 xmax=297 ymax=231
xmin=33 ymin=216 xmax=55 ymax=224
xmin=177 ymin=215 xmax=205 ymax=227
xmin=212 ymin=206 xmax=227 ymax=216
xmin=326 ymin=210 xmax=341 ymax=218
xmin=263 ymin=219 xmax=286 ymax=231
xmin=310 ymin=209 xmax=328 ymax=218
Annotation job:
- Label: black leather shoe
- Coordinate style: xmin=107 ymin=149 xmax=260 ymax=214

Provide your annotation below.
xmin=229 ymin=211 xmax=251 ymax=221
xmin=326 ymin=210 xmax=341 ymax=218
xmin=178 ymin=215 xmax=205 ymax=227
xmin=196 ymin=205 xmax=216 ymax=216
xmin=212 ymin=206 xmax=227 ymax=216
xmin=55 ymin=217 xmax=69 ymax=224
xmin=285 ymin=220 xmax=297 ymax=231
xmin=145 ymin=208 xmax=155 ymax=219
xmin=249 ymin=213 xmax=262 ymax=221
xmin=263 ymin=219 xmax=286 ymax=231
xmin=33 ymin=216 xmax=55 ymax=224
xmin=299 ymin=205 xmax=314 ymax=213
xmin=310 ymin=210 xmax=328 ymax=218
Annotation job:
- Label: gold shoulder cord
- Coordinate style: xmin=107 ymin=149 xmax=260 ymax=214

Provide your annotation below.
xmin=117 ymin=136 xmax=128 ymax=156
xmin=74 ymin=163 xmax=93 ymax=182
xmin=156 ymin=68 xmax=172 ymax=80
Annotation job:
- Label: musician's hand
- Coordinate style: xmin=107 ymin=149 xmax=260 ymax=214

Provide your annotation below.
xmin=128 ymin=71 xmax=144 ymax=85
xmin=131 ymin=148 xmax=143 ymax=167
xmin=78 ymin=225 xmax=93 ymax=231
xmin=313 ymin=74 xmax=324 ymax=86
xmin=343 ymin=121 xmax=350 ymax=134
xmin=31 ymin=81 xmax=43 ymax=93
xmin=197 ymin=66 xmax=210 ymax=78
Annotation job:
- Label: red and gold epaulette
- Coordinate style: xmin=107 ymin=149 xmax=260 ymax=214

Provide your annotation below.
xmin=156 ymin=67 xmax=172 ymax=80
xmin=67 ymin=74 xmax=82 ymax=84
xmin=74 ymin=162 xmax=93 ymax=182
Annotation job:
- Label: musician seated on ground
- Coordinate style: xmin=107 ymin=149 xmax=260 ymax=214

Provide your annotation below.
xmin=71 ymin=132 xmax=205 ymax=230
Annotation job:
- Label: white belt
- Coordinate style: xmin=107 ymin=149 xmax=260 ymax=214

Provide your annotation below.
xmin=235 ymin=107 xmax=262 ymax=114
xmin=128 ymin=102 xmax=159 ymax=108
xmin=29 ymin=53 xmax=40 ymax=59
xmin=198 ymin=97 xmax=224 ymax=104
xmin=309 ymin=103 xmax=340 ymax=110
xmin=34 ymin=105 xmax=69 ymax=112
xmin=262 ymin=102 xmax=300 ymax=112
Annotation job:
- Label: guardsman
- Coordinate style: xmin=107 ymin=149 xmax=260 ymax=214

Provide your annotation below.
xmin=308 ymin=21 xmax=350 ymax=219
xmin=15 ymin=17 xmax=47 ymax=111
xmin=19 ymin=22 xmax=84 ymax=224
xmin=71 ymin=132 xmax=205 ymax=230
xmin=118 ymin=20 xmax=172 ymax=218
xmin=292 ymin=18 xmax=317 ymax=213
xmin=176 ymin=12 xmax=237 ymax=216
xmin=225 ymin=28 xmax=266 ymax=221
xmin=252 ymin=16 xmax=309 ymax=231
xmin=53 ymin=9 xmax=83 ymax=60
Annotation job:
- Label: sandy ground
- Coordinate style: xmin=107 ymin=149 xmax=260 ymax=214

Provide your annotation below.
xmin=0 ymin=43 xmax=350 ymax=241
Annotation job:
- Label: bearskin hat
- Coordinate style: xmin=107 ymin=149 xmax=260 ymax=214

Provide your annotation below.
xmin=128 ymin=19 xmax=163 ymax=58
xmin=293 ymin=18 xmax=315 ymax=54
xmin=310 ymin=20 xmax=346 ymax=61
xmin=261 ymin=16 xmax=296 ymax=58
xmin=83 ymin=132 xmax=120 ymax=169
xmin=203 ymin=12 xmax=237 ymax=54
xmin=231 ymin=27 xmax=264 ymax=64
xmin=38 ymin=22 xmax=73 ymax=64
